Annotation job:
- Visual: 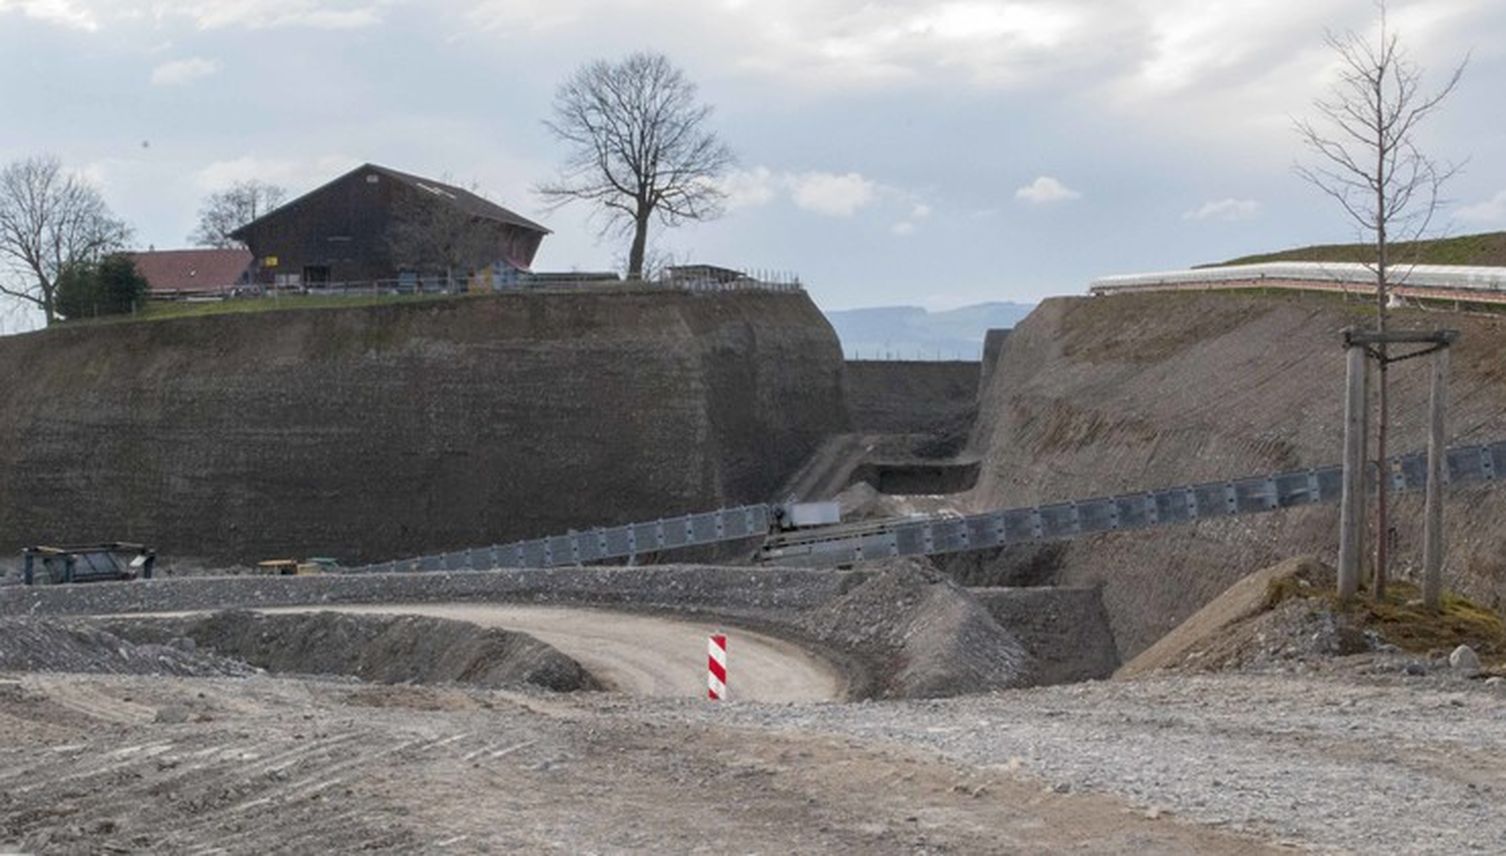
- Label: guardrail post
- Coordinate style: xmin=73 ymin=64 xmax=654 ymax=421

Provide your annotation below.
xmin=1423 ymin=343 xmax=1450 ymax=610
xmin=1338 ymin=339 xmax=1369 ymax=601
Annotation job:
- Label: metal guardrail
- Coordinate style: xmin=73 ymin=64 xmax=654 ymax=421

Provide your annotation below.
xmin=759 ymin=440 xmax=1506 ymax=567
xmin=349 ymin=504 xmax=772 ymax=574
xmin=345 ymin=440 xmax=1506 ymax=574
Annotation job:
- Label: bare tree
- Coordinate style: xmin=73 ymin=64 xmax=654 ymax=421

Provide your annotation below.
xmin=189 ymin=180 xmax=286 ymax=249
xmin=1295 ymin=1 xmax=1466 ymax=600
xmin=386 ymin=184 xmax=500 ymax=291
xmin=539 ymin=52 xmax=735 ymax=279
xmin=0 ymin=155 xmax=132 ymax=327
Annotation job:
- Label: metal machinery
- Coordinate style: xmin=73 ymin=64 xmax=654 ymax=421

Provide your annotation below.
xmin=22 ymin=543 xmax=156 ymax=585
xmin=257 ymin=557 xmax=338 ymax=576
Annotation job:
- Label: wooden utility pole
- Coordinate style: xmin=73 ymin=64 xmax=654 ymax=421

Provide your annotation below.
xmin=1338 ymin=333 xmax=1369 ymax=601
xmin=1423 ymin=339 xmax=1454 ymax=610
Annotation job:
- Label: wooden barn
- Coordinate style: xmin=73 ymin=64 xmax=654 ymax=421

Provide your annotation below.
xmin=230 ymin=163 xmax=549 ymax=288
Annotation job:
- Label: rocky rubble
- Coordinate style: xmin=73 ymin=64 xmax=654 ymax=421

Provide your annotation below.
xmin=795 ymin=559 xmax=1035 ymax=697
xmin=0 ymin=617 xmax=255 ymax=678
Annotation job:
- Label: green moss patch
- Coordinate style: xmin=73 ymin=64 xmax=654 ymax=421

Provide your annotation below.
xmin=1269 ymin=576 xmax=1506 ymax=659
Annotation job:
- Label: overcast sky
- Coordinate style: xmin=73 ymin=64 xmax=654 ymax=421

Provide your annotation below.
xmin=1 ymin=0 xmax=1503 ymax=333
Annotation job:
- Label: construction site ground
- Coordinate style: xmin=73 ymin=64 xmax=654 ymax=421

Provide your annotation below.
xmin=2 ymin=657 xmax=1503 ymax=854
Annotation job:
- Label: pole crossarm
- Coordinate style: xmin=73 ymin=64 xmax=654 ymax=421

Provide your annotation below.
xmin=1343 ymin=327 xmax=1459 ymax=366
xmin=1342 ymin=327 xmax=1460 ymax=347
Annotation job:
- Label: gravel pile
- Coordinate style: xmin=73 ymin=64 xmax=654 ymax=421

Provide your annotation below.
xmin=0 ymin=617 xmax=255 ymax=678
xmin=107 ymin=610 xmax=601 ymax=693
xmin=795 ymin=559 xmax=1034 ymax=697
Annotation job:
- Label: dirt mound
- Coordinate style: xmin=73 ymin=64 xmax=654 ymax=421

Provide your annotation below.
xmin=0 ymin=617 xmax=256 ymax=678
xmin=795 ymin=559 xmax=1034 ymax=697
xmin=107 ymin=611 xmax=601 ymax=692
xmin=1119 ymin=556 xmax=1335 ymax=677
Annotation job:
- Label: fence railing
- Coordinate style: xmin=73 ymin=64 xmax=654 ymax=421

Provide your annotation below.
xmin=343 ymin=439 xmax=1506 ymax=574
xmin=347 ymin=504 xmax=773 ymax=574
xmin=759 ymin=439 xmax=1505 ymax=566
xmin=1089 ymin=262 xmax=1506 ymax=304
xmin=150 ymin=272 xmax=805 ymax=302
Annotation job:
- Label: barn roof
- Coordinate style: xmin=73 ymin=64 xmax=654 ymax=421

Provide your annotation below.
xmin=128 ymin=248 xmax=253 ymax=294
xmin=367 ymin=165 xmax=551 ymax=234
xmin=229 ymin=163 xmax=550 ymax=240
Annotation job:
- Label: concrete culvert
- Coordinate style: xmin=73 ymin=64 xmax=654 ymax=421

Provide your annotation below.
xmin=104 ymin=610 xmax=602 ymax=693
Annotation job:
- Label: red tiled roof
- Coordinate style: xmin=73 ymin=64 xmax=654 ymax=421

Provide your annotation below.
xmin=129 ymin=249 xmax=253 ymax=294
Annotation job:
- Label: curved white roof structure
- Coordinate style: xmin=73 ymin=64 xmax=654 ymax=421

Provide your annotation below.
xmin=1090 ymin=262 xmax=1506 ymax=301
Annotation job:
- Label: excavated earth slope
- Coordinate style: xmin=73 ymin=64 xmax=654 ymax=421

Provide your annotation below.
xmin=0 ymin=290 xmax=847 ymax=563
xmin=967 ymin=292 xmax=1506 ymax=657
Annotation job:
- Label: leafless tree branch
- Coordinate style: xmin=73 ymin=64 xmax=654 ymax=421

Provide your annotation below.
xmin=537 ymin=52 xmax=735 ymax=278
xmin=190 ymin=180 xmax=287 ymax=249
xmin=0 ymin=155 xmax=131 ymax=326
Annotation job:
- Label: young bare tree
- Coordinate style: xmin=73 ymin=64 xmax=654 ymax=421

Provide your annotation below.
xmin=1295 ymin=1 xmax=1466 ymax=600
xmin=189 ymin=180 xmax=286 ymax=249
xmin=386 ymin=185 xmax=501 ymax=291
xmin=0 ymin=155 xmax=132 ymax=326
xmin=539 ymin=52 xmax=735 ymax=279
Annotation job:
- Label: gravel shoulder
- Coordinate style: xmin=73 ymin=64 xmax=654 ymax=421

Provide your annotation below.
xmin=651 ymin=671 xmax=1506 ymax=854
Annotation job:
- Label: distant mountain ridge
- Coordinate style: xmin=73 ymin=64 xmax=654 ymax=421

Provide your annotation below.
xmin=824 ymin=301 xmax=1035 ymax=361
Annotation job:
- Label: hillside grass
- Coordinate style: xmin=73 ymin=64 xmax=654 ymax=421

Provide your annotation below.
xmin=53 ymin=292 xmax=480 ymax=330
xmin=1203 ymin=231 xmax=1506 ymax=268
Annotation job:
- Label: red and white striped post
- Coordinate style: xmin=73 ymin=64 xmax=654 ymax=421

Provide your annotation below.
xmin=707 ymin=633 xmax=727 ymax=700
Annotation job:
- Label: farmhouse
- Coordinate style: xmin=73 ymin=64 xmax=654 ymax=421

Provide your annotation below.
xmin=128 ymin=248 xmax=253 ymax=297
xmin=230 ymin=163 xmax=550 ymax=289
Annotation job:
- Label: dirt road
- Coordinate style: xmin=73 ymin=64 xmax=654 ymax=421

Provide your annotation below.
xmin=253 ymin=604 xmax=845 ymax=702
xmin=0 ymin=672 xmax=1274 ymax=854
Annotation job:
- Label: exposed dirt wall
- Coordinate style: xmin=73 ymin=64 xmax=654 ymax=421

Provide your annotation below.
xmin=844 ymin=360 xmax=979 ymax=437
xmin=0 ymin=291 xmax=847 ymax=563
xmin=968 ymin=292 xmax=1506 ymax=657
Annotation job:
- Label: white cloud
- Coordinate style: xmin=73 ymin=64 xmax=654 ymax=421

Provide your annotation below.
xmin=1014 ymin=175 xmax=1080 ymax=204
xmin=789 ymin=171 xmax=877 ymax=217
xmin=0 ymin=0 xmax=98 ymax=30
xmin=150 ymin=56 xmax=219 ymax=85
xmin=891 ymin=221 xmax=915 ymax=236
xmin=717 ymin=166 xmax=779 ymax=210
xmin=195 ymin=155 xmax=358 ymax=193
xmin=1457 ymin=190 xmax=1506 ymax=226
xmin=910 ymin=203 xmax=932 ymax=219
xmin=1 ymin=0 xmax=389 ymax=31
xmin=152 ymin=1 xmax=387 ymax=30
xmin=1183 ymin=198 xmax=1262 ymax=222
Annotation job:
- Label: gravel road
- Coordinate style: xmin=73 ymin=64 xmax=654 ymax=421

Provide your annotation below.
xmin=133 ymin=604 xmax=845 ymax=702
xmin=650 ymin=670 xmax=1506 ymax=854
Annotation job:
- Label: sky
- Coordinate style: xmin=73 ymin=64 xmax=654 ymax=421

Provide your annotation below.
xmin=1 ymin=0 xmax=1504 ymax=334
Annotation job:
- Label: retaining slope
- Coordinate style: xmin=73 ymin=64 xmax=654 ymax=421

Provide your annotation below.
xmin=0 ymin=291 xmax=847 ymax=563
xmin=967 ymin=292 xmax=1506 ymax=657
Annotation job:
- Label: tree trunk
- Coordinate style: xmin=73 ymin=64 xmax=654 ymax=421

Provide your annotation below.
xmin=1373 ymin=92 xmax=1390 ymax=603
xmin=627 ymin=211 xmax=650 ymax=280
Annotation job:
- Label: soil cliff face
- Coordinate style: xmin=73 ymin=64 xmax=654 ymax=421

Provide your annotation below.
xmin=966 ymin=292 xmax=1506 ymax=656
xmin=0 ymin=290 xmax=847 ymax=563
